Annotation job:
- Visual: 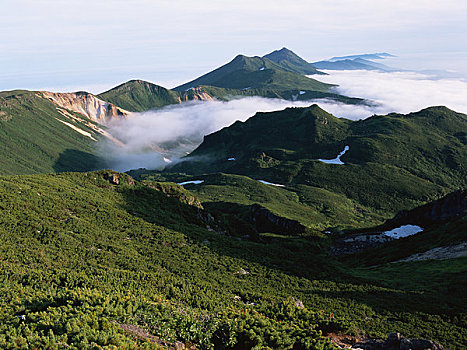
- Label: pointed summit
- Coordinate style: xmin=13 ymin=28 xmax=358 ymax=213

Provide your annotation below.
xmin=173 ymin=53 xmax=331 ymax=92
xmin=263 ymin=48 xmax=325 ymax=75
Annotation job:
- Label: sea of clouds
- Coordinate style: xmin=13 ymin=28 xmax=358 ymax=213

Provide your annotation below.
xmin=100 ymin=70 xmax=467 ymax=171
xmin=317 ymin=69 xmax=467 ymax=116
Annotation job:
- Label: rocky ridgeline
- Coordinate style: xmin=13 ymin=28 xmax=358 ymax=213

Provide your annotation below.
xmin=180 ymin=87 xmax=215 ymax=102
xmin=41 ymin=91 xmax=130 ymax=124
xmin=385 ymin=189 xmax=466 ymax=229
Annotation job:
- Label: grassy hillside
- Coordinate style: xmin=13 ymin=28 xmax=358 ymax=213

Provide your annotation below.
xmin=263 ymin=47 xmax=325 ymax=75
xmin=0 ymin=90 xmax=101 ymax=175
xmin=168 ymin=105 xmax=467 ymax=216
xmin=0 ymin=170 xmax=465 ymax=348
xmin=98 ymin=80 xmax=181 ymax=112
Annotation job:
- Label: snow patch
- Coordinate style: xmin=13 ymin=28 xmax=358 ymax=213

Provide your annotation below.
xmin=318 ymin=145 xmax=349 ymax=165
xmin=299 ymin=91 xmax=306 ymax=95
xmin=257 ymin=180 xmax=285 ymax=187
xmin=228 ymin=157 xmax=236 ymax=161
xmin=178 ymin=180 xmax=204 ymax=185
xmin=383 ymin=224 xmax=423 ymax=239
xmin=259 ymin=67 xmax=265 ymax=71
xmin=163 ymin=157 xmax=172 ymax=163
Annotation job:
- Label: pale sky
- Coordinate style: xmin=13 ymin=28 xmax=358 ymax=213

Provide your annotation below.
xmin=1 ymin=0 xmax=466 ymax=93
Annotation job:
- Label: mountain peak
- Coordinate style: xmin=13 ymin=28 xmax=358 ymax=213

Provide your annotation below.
xmin=278 ymin=47 xmax=294 ymax=53
xmin=173 ymin=52 xmax=332 ymax=92
xmin=263 ymin=48 xmax=324 ymax=75
xmin=98 ymin=80 xmax=180 ymax=112
xmin=265 ymin=47 xmax=300 ymax=59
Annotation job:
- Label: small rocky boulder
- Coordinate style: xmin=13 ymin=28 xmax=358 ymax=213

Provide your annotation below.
xmin=102 ymin=170 xmax=135 ymax=186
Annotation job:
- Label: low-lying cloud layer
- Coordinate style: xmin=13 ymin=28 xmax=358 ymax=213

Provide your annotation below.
xmin=101 ymin=98 xmax=317 ymax=171
xmin=100 ymin=70 xmax=467 ymax=172
xmin=317 ymin=69 xmax=467 ymax=116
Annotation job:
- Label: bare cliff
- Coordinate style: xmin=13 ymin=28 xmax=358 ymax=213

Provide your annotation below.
xmin=41 ymin=91 xmax=131 ymax=124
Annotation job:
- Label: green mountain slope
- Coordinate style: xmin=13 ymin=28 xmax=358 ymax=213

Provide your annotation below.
xmin=98 ymin=80 xmax=181 ymax=112
xmin=0 ymin=170 xmax=464 ymax=348
xmin=129 ymin=171 xmax=385 ymax=232
xmin=168 ymin=105 xmax=467 ymax=216
xmin=263 ymin=47 xmax=324 ymax=75
xmin=0 ymin=90 xmax=102 ymax=175
xmin=174 ymin=55 xmax=333 ymax=92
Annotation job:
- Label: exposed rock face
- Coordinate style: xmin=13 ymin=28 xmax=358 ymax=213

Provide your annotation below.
xmin=291 ymin=297 xmax=304 ymax=309
xmin=247 ymin=204 xmax=306 ymax=235
xmin=102 ymin=171 xmax=135 ymax=186
xmin=353 ymin=332 xmax=445 ymax=350
xmin=180 ymin=87 xmax=215 ymax=102
xmin=41 ymin=91 xmax=130 ymax=124
xmin=385 ymin=189 xmax=466 ymax=229
xmin=393 ymin=242 xmax=467 ymax=263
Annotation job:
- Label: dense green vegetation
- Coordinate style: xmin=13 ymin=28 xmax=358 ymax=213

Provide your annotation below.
xmin=1 ymin=75 xmax=466 ymax=348
xmin=263 ymin=47 xmax=325 ymax=75
xmin=0 ymin=90 xmax=101 ymax=175
xmin=170 ymin=105 xmax=467 ymax=216
xmin=0 ymin=170 xmax=464 ymax=348
xmin=98 ymin=80 xmax=181 ymax=112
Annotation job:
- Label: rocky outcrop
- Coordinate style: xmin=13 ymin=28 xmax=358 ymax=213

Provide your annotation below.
xmin=393 ymin=242 xmax=467 ymax=263
xmin=331 ymin=190 xmax=466 ymax=256
xmin=385 ymin=189 xmax=466 ymax=229
xmin=147 ymin=182 xmax=203 ymax=209
xmin=330 ymin=232 xmax=394 ymax=256
xmin=353 ymin=332 xmax=444 ymax=350
xmin=180 ymin=87 xmax=215 ymax=102
xmin=247 ymin=204 xmax=306 ymax=235
xmin=41 ymin=91 xmax=130 ymax=124
xmin=102 ymin=171 xmax=135 ymax=186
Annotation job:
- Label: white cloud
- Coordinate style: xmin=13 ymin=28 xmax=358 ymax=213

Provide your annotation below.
xmin=316 ymin=70 xmax=467 ymax=117
xmin=101 ymin=97 xmax=317 ymax=171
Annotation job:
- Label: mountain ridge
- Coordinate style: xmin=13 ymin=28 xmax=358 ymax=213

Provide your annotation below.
xmin=167 ymin=105 xmax=467 ymax=215
xmin=263 ymin=47 xmax=325 ymax=75
xmin=173 ymin=54 xmax=333 ymax=92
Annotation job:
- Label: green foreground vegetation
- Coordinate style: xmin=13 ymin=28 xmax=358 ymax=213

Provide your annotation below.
xmin=0 ymin=171 xmax=465 ymax=349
